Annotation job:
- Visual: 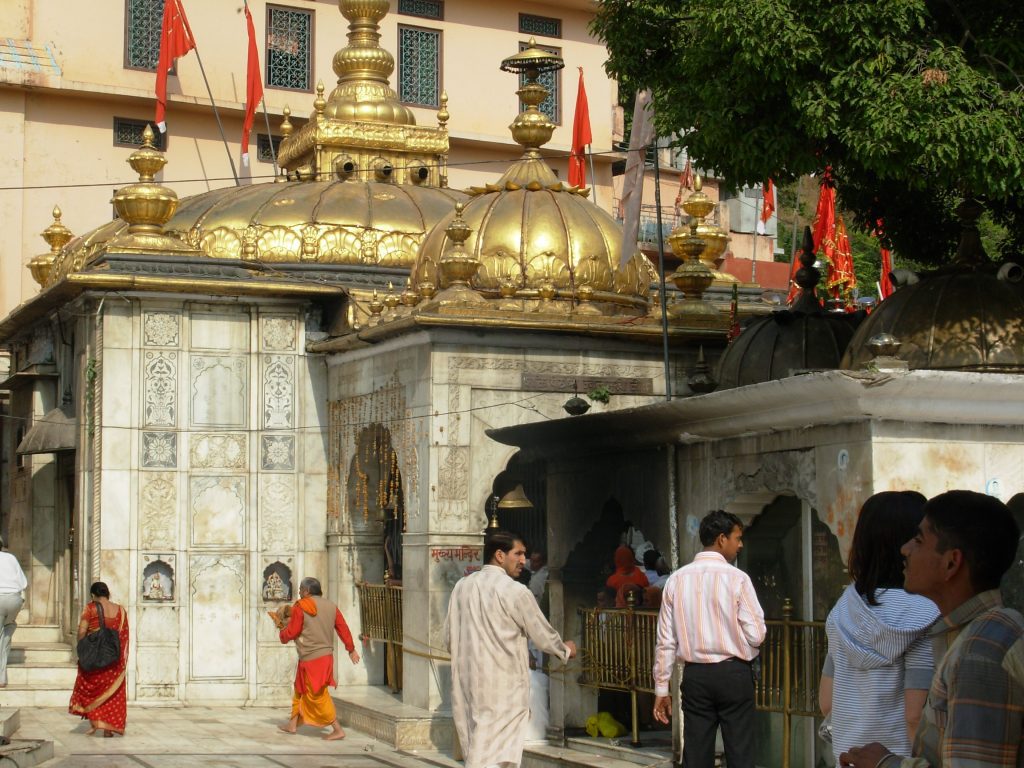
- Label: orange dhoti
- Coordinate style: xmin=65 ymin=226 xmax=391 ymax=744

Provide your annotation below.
xmin=290 ymin=654 xmax=337 ymax=726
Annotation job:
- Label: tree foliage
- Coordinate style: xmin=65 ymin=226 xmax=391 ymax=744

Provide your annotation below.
xmin=592 ymin=0 xmax=1024 ymax=264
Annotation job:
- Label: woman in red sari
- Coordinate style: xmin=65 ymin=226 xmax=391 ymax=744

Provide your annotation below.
xmin=69 ymin=581 xmax=129 ymax=736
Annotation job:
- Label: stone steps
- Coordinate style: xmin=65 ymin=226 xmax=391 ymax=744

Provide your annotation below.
xmin=5 ymin=662 xmax=78 ymax=687
xmin=10 ymin=642 xmax=74 ymax=665
xmin=0 ymin=709 xmax=55 ymax=768
xmin=12 ymin=625 xmax=63 ymax=644
xmin=0 ymin=687 xmax=71 ymax=707
xmin=334 ymin=686 xmax=455 ymax=751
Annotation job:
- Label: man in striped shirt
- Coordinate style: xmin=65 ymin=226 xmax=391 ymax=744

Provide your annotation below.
xmin=653 ymin=510 xmax=766 ymax=768
xmin=839 ymin=491 xmax=1024 ymax=768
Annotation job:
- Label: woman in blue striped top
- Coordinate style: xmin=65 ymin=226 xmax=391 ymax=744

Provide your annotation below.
xmin=819 ymin=491 xmax=940 ymax=764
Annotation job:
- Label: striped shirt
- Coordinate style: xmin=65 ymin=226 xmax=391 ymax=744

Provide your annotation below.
xmin=653 ymin=551 xmax=766 ymax=696
xmin=824 ymin=585 xmax=939 ymax=761
xmin=895 ymin=589 xmax=1024 ymax=768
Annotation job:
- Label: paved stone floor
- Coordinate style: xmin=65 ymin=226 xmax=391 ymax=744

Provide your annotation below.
xmin=16 ymin=706 xmax=458 ymax=768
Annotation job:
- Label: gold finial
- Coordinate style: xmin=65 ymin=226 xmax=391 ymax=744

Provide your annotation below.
xmin=500 ymin=39 xmax=564 ymax=152
xmin=281 ymin=106 xmax=293 ymax=139
xmin=314 ymin=81 xmax=327 ymax=116
xmin=112 ymin=126 xmax=178 ymax=235
xmin=30 ymin=205 xmax=74 ymax=286
xmin=401 ymin=277 xmax=420 ymax=307
xmin=383 ymin=280 xmax=400 ymax=311
xmin=665 ymin=174 xmax=718 ymax=317
xmin=438 ymin=91 xmax=450 ymax=128
xmin=435 ymin=202 xmax=484 ymax=302
xmin=368 ymin=289 xmax=385 ymax=323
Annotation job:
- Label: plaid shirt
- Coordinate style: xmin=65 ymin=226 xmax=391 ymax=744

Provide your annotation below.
xmin=896 ymin=590 xmax=1024 ymax=768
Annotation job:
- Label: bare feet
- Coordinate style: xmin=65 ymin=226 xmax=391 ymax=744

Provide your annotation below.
xmin=277 ymin=724 xmax=297 ymax=735
xmin=324 ymin=722 xmax=346 ymax=741
xmin=103 ymin=730 xmax=114 ymax=738
xmin=85 ymin=727 xmax=97 ymax=735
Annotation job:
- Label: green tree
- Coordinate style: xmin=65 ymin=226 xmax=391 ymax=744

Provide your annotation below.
xmin=592 ymin=0 xmax=1024 ymax=264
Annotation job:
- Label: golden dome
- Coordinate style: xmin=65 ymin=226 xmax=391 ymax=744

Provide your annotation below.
xmin=45 ymin=180 xmax=465 ymax=286
xmin=409 ymin=42 xmax=651 ymax=314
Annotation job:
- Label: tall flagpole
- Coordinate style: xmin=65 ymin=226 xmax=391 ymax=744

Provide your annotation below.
xmin=260 ymin=101 xmax=278 ymax=178
xmin=586 ymin=144 xmax=597 ymax=206
xmin=652 ymin=140 xmax=671 ymax=401
xmin=191 ymin=46 xmax=239 ymax=185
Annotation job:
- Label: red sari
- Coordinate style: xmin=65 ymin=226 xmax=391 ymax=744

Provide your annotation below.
xmin=69 ymin=602 xmax=130 ymax=734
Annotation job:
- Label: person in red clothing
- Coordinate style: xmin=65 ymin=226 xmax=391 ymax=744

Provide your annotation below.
xmin=606 ymin=545 xmax=648 ymax=607
xmin=277 ymin=576 xmax=360 ymax=739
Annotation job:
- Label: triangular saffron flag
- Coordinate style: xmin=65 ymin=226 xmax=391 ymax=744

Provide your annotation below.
xmin=155 ymin=0 xmax=196 ymax=133
xmin=568 ymin=68 xmax=592 ymax=188
xmin=811 ymin=169 xmax=836 ymax=255
xmin=827 ymin=216 xmax=857 ymax=308
xmin=241 ymin=2 xmax=264 ymax=167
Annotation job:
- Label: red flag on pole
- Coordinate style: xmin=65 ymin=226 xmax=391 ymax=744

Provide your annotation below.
xmin=241 ymin=2 xmax=264 ymax=167
xmin=811 ymin=170 xmax=836 ymax=255
xmin=826 ymin=216 xmax=857 ymax=307
xmin=785 ymin=250 xmax=801 ymax=305
xmin=875 ymin=219 xmax=894 ymax=299
xmin=155 ymin=0 xmax=196 ymax=133
xmin=568 ymin=67 xmax=592 ymax=188
xmin=759 ymin=178 xmax=775 ymax=233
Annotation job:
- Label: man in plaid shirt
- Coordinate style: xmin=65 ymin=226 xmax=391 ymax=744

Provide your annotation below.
xmin=840 ymin=491 xmax=1024 ymax=768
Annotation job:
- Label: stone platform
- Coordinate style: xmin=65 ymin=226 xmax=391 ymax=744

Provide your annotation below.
xmin=333 ymin=686 xmax=456 ymax=751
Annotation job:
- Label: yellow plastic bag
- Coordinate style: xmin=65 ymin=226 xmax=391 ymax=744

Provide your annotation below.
xmin=585 ymin=711 xmax=626 ymax=738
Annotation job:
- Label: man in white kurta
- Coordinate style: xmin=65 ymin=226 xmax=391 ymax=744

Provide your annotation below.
xmin=444 ymin=531 xmax=576 ymax=768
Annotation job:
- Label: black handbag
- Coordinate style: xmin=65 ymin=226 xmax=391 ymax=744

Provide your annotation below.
xmin=76 ymin=601 xmax=121 ymax=672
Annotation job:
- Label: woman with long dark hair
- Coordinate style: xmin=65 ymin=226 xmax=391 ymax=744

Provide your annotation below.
xmin=69 ymin=581 xmax=130 ymax=736
xmin=819 ymin=491 xmax=939 ymax=763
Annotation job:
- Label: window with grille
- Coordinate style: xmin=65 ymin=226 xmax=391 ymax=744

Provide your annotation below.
xmin=113 ymin=117 xmax=167 ymax=150
xmin=398 ymin=0 xmax=443 ymax=20
xmin=257 ymin=134 xmax=283 ymax=164
xmin=519 ymin=42 xmax=560 ymax=124
xmin=398 ymin=25 xmax=441 ymax=108
xmin=266 ymin=5 xmax=313 ymax=91
xmin=125 ymin=0 xmax=165 ymax=71
xmin=519 ymin=13 xmax=561 ymax=39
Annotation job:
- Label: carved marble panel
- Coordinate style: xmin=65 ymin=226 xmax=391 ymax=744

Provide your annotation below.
xmin=138 ymin=605 xmax=180 ymax=642
xmin=190 ymin=311 xmax=249 ymax=351
xmin=437 ymin=447 xmax=469 ymax=501
xmin=190 ymin=433 xmax=247 ymax=470
xmin=143 ymin=311 xmax=180 ymax=347
xmin=259 ymin=475 xmax=295 ymax=551
xmin=261 ymin=434 xmax=295 ymax=471
xmin=143 ymin=351 xmax=177 ymax=427
xmin=136 ymin=684 xmax=177 ymax=700
xmin=139 ymin=472 xmax=177 ymax=550
xmin=257 ymin=644 xmax=296 ymax=685
xmin=261 ymin=315 xmax=297 ymax=352
xmin=261 ymin=558 xmax=293 ymax=602
xmin=189 ymin=476 xmax=246 ymax=548
xmin=141 ymin=432 xmax=176 ymax=468
xmin=189 ymin=554 xmax=246 ymax=680
xmin=136 ymin=646 xmax=179 ymax=685
xmin=262 ymin=355 xmax=294 ymax=429
xmin=190 ymin=356 xmax=247 ymax=427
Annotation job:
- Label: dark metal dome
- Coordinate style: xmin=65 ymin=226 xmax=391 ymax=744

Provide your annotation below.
xmin=841 ymin=266 xmax=1024 ymax=372
xmin=717 ymin=227 xmax=864 ymax=390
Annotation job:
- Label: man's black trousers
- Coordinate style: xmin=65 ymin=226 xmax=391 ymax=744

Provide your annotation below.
xmin=681 ymin=658 xmax=756 ymax=768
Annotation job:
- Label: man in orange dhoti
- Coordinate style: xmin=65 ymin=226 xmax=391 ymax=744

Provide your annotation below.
xmin=278 ymin=577 xmax=360 ymax=739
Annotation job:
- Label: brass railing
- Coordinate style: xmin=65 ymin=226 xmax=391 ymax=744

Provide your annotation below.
xmin=577 ymin=597 xmax=825 ymax=766
xmin=355 ymin=581 xmax=404 ymax=691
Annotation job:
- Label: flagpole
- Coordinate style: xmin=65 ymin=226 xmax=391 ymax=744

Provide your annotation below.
xmin=169 ymin=0 xmax=238 ymax=185
xmin=652 ymin=140 xmax=671 ymax=401
xmin=260 ymin=99 xmax=279 ymax=177
xmin=586 ymin=143 xmax=597 ymax=206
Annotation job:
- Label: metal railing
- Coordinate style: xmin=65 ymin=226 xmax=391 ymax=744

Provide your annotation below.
xmin=355 ymin=581 xmax=404 ymax=692
xmin=577 ymin=597 xmax=825 ymax=766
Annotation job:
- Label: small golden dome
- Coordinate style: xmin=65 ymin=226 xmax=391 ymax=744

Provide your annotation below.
xmin=409 ymin=42 xmax=651 ymax=314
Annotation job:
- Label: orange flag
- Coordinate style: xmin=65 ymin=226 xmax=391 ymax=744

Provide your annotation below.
xmin=758 ymin=178 xmax=775 ymax=233
xmin=811 ymin=171 xmax=836 ymax=255
xmin=827 ymin=216 xmax=857 ymax=308
xmin=155 ymin=0 xmax=196 ymax=133
xmin=875 ymin=219 xmax=893 ymax=299
xmin=568 ymin=67 xmax=592 ymax=188
xmin=241 ymin=2 xmax=264 ymax=167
